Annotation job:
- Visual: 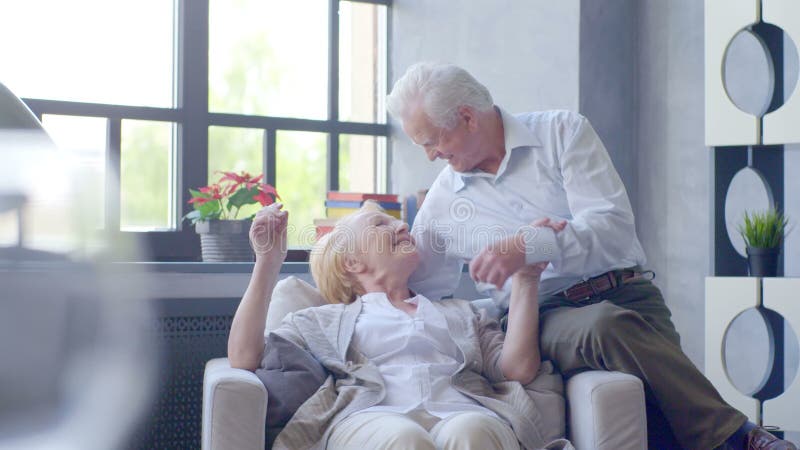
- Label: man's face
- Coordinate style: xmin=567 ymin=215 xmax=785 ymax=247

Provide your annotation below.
xmin=402 ymin=105 xmax=478 ymax=173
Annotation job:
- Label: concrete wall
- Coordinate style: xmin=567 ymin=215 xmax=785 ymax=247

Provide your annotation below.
xmin=634 ymin=0 xmax=709 ymax=368
xmin=389 ymin=0 xmax=580 ymax=197
xmin=579 ymin=0 xmax=638 ymax=208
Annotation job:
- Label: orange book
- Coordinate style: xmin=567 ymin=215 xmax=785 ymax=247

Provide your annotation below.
xmin=326 ymin=191 xmax=399 ymax=203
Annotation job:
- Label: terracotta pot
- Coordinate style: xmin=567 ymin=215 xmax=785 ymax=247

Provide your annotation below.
xmin=195 ymin=220 xmax=253 ymax=262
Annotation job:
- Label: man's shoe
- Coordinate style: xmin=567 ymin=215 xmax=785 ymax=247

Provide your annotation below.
xmin=746 ymin=427 xmax=797 ymax=450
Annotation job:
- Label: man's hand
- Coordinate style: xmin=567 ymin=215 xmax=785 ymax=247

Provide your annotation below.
xmin=469 ymin=218 xmax=567 ymax=289
xmin=249 ymin=202 xmax=288 ymax=264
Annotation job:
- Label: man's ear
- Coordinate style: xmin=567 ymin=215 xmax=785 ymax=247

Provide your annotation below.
xmin=458 ymin=105 xmax=478 ymax=132
xmin=343 ymin=254 xmax=366 ymax=274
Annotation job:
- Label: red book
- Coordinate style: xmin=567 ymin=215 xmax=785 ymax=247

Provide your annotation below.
xmin=315 ymin=226 xmax=335 ymax=240
xmin=326 ymin=191 xmax=398 ymax=203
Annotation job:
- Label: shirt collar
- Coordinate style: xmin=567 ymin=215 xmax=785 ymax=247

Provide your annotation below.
xmin=450 ymin=107 xmax=540 ymax=193
xmin=360 ymin=291 xmax=422 ymax=307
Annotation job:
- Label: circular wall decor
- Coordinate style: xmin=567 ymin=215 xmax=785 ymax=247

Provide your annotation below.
xmin=725 ymin=166 xmax=774 ymax=257
xmin=723 ymin=29 xmax=775 ymax=117
xmin=724 ymin=308 xmax=774 ymax=395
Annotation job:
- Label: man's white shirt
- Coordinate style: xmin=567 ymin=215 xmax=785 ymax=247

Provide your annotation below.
xmin=409 ymin=108 xmax=647 ymax=308
xmin=351 ymin=292 xmax=498 ymax=419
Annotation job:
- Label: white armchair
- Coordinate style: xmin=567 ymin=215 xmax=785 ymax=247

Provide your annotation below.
xmin=202 ymin=277 xmax=647 ymax=450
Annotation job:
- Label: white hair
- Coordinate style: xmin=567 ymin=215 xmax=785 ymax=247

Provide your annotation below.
xmin=386 ymin=62 xmax=494 ymax=129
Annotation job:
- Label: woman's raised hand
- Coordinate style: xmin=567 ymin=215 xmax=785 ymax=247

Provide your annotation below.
xmin=249 ymin=202 xmax=288 ymax=264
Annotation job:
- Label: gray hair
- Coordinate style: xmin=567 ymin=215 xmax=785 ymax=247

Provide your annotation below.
xmin=386 ymin=62 xmax=494 ymax=129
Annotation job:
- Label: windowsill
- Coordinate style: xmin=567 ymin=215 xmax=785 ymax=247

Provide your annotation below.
xmin=120 ymin=261 xmax=309 ymax=273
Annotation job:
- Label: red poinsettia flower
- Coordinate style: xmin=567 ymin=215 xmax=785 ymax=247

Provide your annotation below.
xmin=245 ymin=174 xmax=263 ymax=189
xmin=188 ymin=196 xmax=211 ymax=205
xmin=218 ymin=171 xmax=264 ymax=194
xmin=199 ymin=184 xmax=224 ymax=199
xmin=185 ymin=172 xmax=281 ymax=224
xmin=219 ymin=171 xmax=249 ymax=184
xmin=253 ymin=183 xmax=281 ymax=206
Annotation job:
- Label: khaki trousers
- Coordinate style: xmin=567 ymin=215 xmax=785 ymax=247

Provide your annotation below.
xmin=537 ymin=277 xmax=747 ymax=450
xmin=326 ymin=410 xmax=520 ymax=450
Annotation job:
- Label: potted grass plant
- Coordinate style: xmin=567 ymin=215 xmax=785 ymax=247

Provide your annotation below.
xmin=737 ymin=207 xmax=790 ymax=277
xmin=183 ymin=171 xmax=280 ymax=262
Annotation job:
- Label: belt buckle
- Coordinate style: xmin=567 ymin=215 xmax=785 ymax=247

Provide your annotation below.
xmin=563 ymin=283 xmax=591 ymax=302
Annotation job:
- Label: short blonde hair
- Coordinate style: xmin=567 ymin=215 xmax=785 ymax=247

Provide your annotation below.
xmin=309 ymin=201 xmax=384 ymax=304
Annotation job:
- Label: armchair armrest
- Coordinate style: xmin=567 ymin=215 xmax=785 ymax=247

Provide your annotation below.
xmin=203 ymin=358 xmax=268 ymax=450
xmin=566 ymin=370 xmax=647 ymax=450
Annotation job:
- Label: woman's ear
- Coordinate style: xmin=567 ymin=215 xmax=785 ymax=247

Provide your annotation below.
xmin=343 ymin=253 xmax=366 ymax=274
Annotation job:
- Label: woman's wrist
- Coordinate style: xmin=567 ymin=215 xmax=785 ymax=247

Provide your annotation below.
xmin=254 ymin=254 xmax=285 ymax=274
xmin=513 ymin=270 xmax=542 ymax=285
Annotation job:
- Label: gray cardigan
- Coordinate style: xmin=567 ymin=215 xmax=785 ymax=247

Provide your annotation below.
xmin=270 ymin=298 xmax=569 ymax=450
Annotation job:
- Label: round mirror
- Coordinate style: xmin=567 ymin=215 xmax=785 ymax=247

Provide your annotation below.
xmin=724 ymin=29 xmax=775 ymax=116
xmin=725 ymin=167 xmax=773 ymax=257
xmin=724 ymin=308 xmax=773 ymax=396
xmin=779 ymin=29 xmax=799 ymax=112
xmin=784 ymin=316 xmax=799 ymax=392
xmin=724 ymin=308 xmax=800 ymax=399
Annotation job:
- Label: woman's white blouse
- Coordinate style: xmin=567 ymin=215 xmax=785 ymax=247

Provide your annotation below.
xmin=351 ymin=292 xmax=497 ymax=419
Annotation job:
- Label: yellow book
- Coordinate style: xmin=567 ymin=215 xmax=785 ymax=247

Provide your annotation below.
xmin=326 ymin=207 xmax=401 ymax=220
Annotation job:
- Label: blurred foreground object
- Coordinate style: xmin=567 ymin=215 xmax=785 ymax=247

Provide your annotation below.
xmin=0 ymin=81 xmax=156 ymax=449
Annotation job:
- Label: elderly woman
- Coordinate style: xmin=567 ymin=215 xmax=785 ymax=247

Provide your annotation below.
xmin=228 ymin=202 xmax=569 ymax=450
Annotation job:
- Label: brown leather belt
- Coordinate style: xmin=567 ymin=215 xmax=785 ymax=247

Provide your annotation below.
xmin=561 ymin=270 xmax=639 ymax=301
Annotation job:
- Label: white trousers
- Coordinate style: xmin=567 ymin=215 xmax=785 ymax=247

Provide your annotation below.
xmin=326 ymin=410 xmax=521 ymax=450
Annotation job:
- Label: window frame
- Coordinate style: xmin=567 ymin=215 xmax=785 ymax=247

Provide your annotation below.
xmin=23 ymin=0 xmax=392 ymax=262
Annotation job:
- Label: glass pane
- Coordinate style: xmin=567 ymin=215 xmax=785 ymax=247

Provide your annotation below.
xmin=339 ymin=134 xmax=387 ymax=193
xmin=0 ymin=1 xmax=174 ymax=107
xmin=209 ymin=0 xmax=328 ymax=119
xmin=208 ymin=126 xmax=263 ymax=182
xmin=121 ymin=120 xmax=174 ymax=231
xmin=0 ymin=210 xmax=19 ymax=248
xmin=41 ymin=115 xmax=107 ymax=230
xmin=208 ymin=126 xmax=264 ymax=219
xmin=276 ymin=131 xmax=326 ymax=247
xmin=339 ymin=1 xmax=388 ymax=123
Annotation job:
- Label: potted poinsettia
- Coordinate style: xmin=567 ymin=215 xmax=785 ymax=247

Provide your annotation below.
xmin=184 ymin=171 xmax=280 ymax=262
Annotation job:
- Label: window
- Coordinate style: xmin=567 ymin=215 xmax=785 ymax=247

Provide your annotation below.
xmin=5 ymin=0 xmax=391 ymax=261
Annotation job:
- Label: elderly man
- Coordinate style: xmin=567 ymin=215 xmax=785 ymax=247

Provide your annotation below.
xmin=387 ymin=62 xmax=796 ymax=450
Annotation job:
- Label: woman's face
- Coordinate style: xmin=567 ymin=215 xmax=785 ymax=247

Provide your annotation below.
xmin=346 ymin=209 xmax=420 ymax=276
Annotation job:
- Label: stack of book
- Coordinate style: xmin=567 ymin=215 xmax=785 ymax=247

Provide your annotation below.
xmin=314 ymin=192 xmax=402 ymax=240
xmin=313 ymin=217 xmax=338 ymax=240
xmin=325 ymin=192 xmax=401 ymax=219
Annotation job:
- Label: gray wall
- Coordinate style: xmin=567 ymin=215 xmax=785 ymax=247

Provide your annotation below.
xmin=389 ymin=0 xmax=580 ymax=196
xmin=634 ymin=0 xmax=710 ymax=368
xmin=579 ymin=0 xmax=638 ymax=208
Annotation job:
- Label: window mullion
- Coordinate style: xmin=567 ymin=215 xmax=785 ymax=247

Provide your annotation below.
xmin=327 ymin=0 xmax=340 ymax=192
xmin=176 ymin=0 xmax=209 ymax=228
xmin=263 ymin=129 xmax=276 ymax=187
xmin=106 ymin=118 xmax=122 ymax=231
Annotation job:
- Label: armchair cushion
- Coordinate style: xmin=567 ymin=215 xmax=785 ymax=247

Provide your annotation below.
xmin=265 ymin=277 xmax=326 ymax=333
xmin=256 ymin=332 xmax=329 ymax=428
